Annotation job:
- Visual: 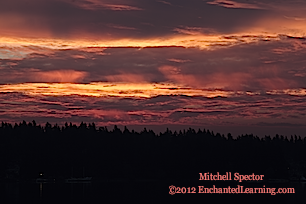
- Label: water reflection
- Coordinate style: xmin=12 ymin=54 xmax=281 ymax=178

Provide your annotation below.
xmin=288 ymin=182 xmax=306 ymax=203
xmin=39 ymin=183 xmax=42 ymax=199
xmin=4 ymin=182 xmax=19 ymax=203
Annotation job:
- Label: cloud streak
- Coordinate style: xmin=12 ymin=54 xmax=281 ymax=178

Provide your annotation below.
xmin=66 ymin=0 xmax=143 ymax=11
xmin=1 ymin=90 xmax=306 ymax=136
xmin=206 ymin=0 xmax=262 ymax=9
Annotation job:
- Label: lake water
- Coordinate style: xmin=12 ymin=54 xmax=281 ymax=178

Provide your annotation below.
xmin=1 ymin=180 xmax=306 ymax=204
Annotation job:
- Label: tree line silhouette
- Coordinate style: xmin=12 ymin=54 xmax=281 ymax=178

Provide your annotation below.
xmin=1 ymin=120 xmax=306 ymax=181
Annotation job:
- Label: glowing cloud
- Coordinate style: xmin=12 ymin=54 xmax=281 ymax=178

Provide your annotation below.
xmin=0 ymin=82 xmax=237 ymax=98
xmin=1 ymin=82 xmax=305 ymax=98
xmin=0 ymin=34 xmax=282 ymax=51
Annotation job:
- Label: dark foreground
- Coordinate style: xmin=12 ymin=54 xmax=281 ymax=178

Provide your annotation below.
xmin=1 ymin=180 xmax=306 ymax=204
xmin=1 ymin=121 xmax=306 ymax=203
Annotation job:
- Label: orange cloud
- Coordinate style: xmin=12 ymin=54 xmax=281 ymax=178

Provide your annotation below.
xmin=0 ymin=82 xmax=238 ymax=98
xmin=0 ymin=33 xmax=283 ymax=51
xmin=242 ymin=16 xmax=306 ymax=37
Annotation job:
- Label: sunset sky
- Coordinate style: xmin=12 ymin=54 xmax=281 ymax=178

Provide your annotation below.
xmin=1 ymin=0 xmax=306 ymax=137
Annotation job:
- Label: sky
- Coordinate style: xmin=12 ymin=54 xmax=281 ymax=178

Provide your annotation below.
xmin=1 ymin=0 xmax=306 ymax=137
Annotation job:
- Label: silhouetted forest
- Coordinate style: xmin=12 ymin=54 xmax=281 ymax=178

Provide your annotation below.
xmin=1 ymin=121 xmax=306 ymax=181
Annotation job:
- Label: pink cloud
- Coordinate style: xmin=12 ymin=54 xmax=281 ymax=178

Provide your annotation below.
xmin=168 ymin=58 xmax=191 ymax=63
xmin=206 ymin=0 xmax=262 ymax=9
xmin=158 ymin=65 xmax=200 ymax=87
xmin=33 ymin=70 xmax=88 ymax=83
xmin=68 ymin=0 xmax=143 ymax=11
xmin=1 ymin=89 xmax=306 ymax=137
xmin=257 ymin=78 xmax=298 ymax=90
xmin=157 ymin=1 xmax=172 ymax=6
xmin=159 ymin=65 xmax=251 ymax=90
xmin=71 ymin=55 xmax=87 ymax=59
xmin=107 ymin=24 xmax=137 ymax=30
xmin=102 ymin=4 xmax=143 ymax=11
xmin=284 ymin=16 xmax=306 ymax=21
